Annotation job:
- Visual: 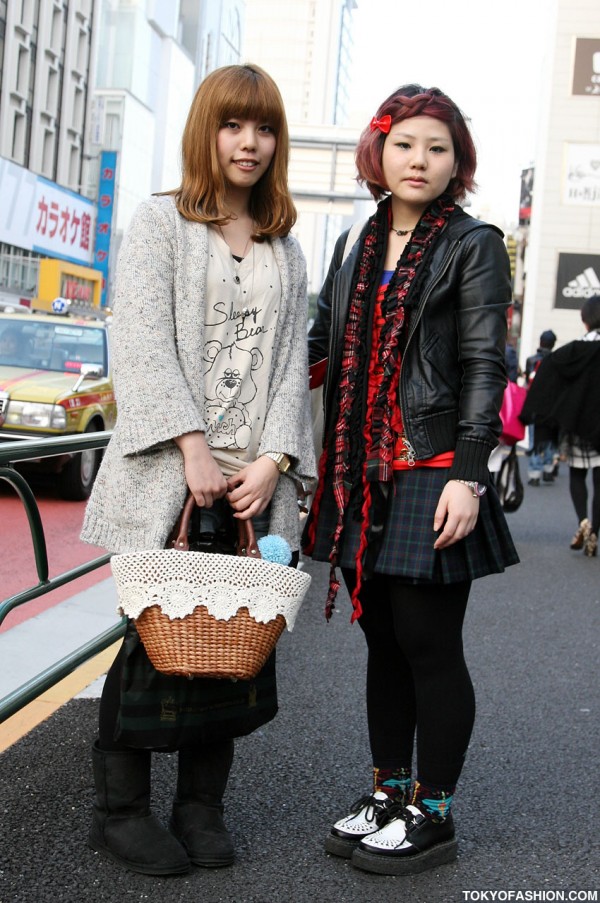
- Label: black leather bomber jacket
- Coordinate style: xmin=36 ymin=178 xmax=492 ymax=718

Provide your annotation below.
xmin=308 ymin=206 xmax=512 ymax=485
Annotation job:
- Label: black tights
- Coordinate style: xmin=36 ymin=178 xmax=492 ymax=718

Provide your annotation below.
xmin=569 ymin=466 xmax=600 ymax=534
xmin=343 ymin=570 xmax=475 ymax=788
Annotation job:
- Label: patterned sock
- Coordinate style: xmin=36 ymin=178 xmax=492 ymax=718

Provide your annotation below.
xmin=373 ymin=766 xmax=412 ymax=802
xmin=412 ymin=779 xmax=455 ymax=822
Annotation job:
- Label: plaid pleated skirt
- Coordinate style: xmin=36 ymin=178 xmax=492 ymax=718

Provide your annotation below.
xmin=564 ymin=436 xmax=600 ymax=469
xmin=308 ymin=468 xmax=519 ymax=584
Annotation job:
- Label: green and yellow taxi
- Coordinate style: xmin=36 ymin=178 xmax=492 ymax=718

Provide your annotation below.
xmin=0 ymin=307 xmax=116 ymax=499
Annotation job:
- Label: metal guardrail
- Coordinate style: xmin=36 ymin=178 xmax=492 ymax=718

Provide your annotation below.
xmin=0 ymin=432 xmax=126 ymax=722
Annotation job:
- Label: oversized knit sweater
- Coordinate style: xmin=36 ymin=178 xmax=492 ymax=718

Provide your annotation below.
xmin=81 ymin=196 xmax=316 ymax=553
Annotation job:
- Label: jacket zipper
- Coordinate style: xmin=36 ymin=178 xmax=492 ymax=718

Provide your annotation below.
xmin=400 ymin=240 xmax=461 ymax=454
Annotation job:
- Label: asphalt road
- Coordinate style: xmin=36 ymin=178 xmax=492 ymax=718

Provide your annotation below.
xmin=0 ymin=454 xmax=599 ymax=903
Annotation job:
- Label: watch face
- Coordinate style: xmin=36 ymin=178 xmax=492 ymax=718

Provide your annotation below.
xmin=474 ymin=482 xmax=487 ymax=497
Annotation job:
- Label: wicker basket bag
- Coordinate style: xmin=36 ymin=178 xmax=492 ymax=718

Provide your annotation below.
xmin=111 ymin=495 xmax=311 ymax=681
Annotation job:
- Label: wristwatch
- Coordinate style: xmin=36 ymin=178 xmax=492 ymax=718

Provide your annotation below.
xmin=453 ymin=479 xmax=487 ymax=497
xmin=264 ymin=452 xmax=291 ymax=474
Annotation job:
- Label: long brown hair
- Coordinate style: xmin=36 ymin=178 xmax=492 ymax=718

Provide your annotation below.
xmin=170 ymin=64 xmax=296 ymax=238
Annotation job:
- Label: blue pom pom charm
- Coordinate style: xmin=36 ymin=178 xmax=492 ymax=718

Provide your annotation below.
xmin=257 ymin=534 xmax=292 ymax=566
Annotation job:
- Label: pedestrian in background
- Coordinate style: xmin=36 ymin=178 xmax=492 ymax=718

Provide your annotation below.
xmin=520 ymin=296 xmax=600 ymax=557
xmin=304 ymin=84 xmax=519 ymax=876
xmin=524 ymin=329 xmax=559 ymax=486
xmin=505 ymin=338 xmax=519 ymax=383
xmin=81 ymin=63 xmax=315 ymax=875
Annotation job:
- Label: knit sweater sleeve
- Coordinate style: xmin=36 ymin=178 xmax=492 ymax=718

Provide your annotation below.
xmin=110 ymin=198 xmax=206 ymax=456
xmin=256 ymin=235 xmax=316 ymax=483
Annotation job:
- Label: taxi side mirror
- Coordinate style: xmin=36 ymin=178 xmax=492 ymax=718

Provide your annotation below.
xmin=80 ymin=364 xmax=104 ymax=379
xmin=73 ymin=364 xmax=104 ymax=392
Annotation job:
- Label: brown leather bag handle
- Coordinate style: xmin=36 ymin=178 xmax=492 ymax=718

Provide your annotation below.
xmin=169 ymin=493 xmax=261 ymax=558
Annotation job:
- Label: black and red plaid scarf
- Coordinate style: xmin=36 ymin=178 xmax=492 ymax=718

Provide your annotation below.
xmin=309 ymin=193 xmax=455 ymax=621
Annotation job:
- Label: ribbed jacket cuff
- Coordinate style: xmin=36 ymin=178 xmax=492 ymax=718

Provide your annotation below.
xmin=447 ymin=438 xmax=494 ymax=484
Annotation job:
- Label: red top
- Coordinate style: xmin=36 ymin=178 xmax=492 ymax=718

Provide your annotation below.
xmin=367 ymin=272 xmax=454 ymax=471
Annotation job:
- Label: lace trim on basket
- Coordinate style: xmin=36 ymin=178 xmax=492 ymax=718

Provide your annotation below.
xmin=110 ymin=548 xmax=311 ymax=631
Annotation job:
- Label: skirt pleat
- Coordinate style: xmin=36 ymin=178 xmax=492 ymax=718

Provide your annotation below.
xmin=308 ymin=468 xmax=519 ymax=584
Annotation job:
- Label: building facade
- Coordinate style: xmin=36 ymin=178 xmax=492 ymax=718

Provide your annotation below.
xmin=243 ymin=0 xmax=363 ymax=293
xmin=0 ymin=0 xmax=98 ymax=309
xmin=520 ymin=0 xmax=600 ymax=361
xmin=84 ymin=0 xmax=245 ymax=302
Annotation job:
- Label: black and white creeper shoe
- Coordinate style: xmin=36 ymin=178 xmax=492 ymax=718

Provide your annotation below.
xmin=324 ymin=792 xmax=394 ymax=858
xmin=351 ymin=803 xmax=458 ymax=875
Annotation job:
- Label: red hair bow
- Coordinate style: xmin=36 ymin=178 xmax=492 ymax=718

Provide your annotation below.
xmin=369 ymin=114 xmax=392 ymax=134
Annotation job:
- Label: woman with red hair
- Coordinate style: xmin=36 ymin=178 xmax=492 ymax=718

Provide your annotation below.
xmin=304 ymin=84 xmax=518 ymax=875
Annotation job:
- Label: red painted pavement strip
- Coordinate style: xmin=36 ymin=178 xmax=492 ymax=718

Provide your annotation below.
xmin=0 ymin=483 xmax=110 ymax=633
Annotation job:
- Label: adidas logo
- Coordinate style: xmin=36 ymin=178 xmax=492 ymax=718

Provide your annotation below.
xmin=562 ymin=267 xmax=600 ymax=299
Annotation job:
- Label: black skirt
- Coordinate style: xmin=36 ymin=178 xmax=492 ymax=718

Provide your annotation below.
xmin=308 ymin=468 xmax=519 ymax=584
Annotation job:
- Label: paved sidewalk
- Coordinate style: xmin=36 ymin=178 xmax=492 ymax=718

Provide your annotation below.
xmin=0 ymin=578 xmax=118 ymax=701
xmin=0 ymin=457 xmax=598 ymax=902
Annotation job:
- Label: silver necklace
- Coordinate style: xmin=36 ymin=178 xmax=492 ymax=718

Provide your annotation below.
xmin=390 ymin=224 xmax=417 ymax=237
xmin=237 ymin=243 xmax=255 ymax=317
xmin=215 ymin=225 xmax=256 ymax=316
xmin=217 ymin=225 xmax=252 ymax=284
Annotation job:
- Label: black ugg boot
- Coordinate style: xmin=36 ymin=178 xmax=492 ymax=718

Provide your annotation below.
xmin=89 ymin=741 xmax=189 ymax=875
xmin=169 ymin=740 xmax=235 ymax=867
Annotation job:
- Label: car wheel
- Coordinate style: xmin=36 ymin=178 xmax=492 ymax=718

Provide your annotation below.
xmin=58 ymin=422 xmax=102 ymax=501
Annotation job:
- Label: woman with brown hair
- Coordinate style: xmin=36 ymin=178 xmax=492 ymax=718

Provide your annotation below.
xmin=81 ymin=64 xmax=315 ymax=875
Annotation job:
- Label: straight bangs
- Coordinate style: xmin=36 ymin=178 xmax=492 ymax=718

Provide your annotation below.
xmin=218 ymin=73 xmax=285 ymax=135
xmin=172 ymin=64 xmax=296 ymax=238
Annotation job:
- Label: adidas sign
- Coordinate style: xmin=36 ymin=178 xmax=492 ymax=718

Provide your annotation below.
xmin=562 ymin=266 xmax=600 ymax=299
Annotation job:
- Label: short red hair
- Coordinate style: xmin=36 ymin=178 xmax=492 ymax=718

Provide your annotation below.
xmin=356 ymin=84 xmax=477 ymax=201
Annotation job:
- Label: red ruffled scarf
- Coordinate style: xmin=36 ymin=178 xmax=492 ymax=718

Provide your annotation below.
xmin=307 ymin=194 xmax=455 ymax=621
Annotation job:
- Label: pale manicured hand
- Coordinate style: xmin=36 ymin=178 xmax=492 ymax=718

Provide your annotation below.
xmin=226 ymin=456 xmax=280 ymax=520
xmin=433 ymin=481 xmax=480 ymax=550
xmin=174 ymin=431 xmax=228 ymax=507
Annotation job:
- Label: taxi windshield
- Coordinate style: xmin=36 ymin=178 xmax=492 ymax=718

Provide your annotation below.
xmin=0 ymin=320 xmax=107 ymax=374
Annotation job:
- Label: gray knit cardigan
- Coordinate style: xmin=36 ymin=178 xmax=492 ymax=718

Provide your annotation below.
xmin=81 ymin=196 xmax=316 ymax=553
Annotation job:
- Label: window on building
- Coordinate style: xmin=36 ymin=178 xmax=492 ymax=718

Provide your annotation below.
xmin=73 ymin=85 xmax=83 ymax=132
xmin=46 ymin=67 xmax=57 ymax=112
xmin=17 ymin=44 xmax=28 ymax=95
xmin=50 ymin=4 xmax=62 ymax=51
xmin=42 ymin=128 xmax=55 ymax=176
xmin=0 ymin=243 xmax=41 ymax=295
xmin=12 ymin=111 xmax=25 ymax=160
xmin=77 ymin=25 xmax=87 ymax=73
xmin=0 ymin=3 xmax=6 ymax=96
xmin=69 ymin=145 xmax=80 ymax=189
xmin=105 ymin=112 xmax=121 ymax=148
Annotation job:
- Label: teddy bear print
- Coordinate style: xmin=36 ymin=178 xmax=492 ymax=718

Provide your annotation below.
xmin=203 ymin=341 xmax=263 ymax=449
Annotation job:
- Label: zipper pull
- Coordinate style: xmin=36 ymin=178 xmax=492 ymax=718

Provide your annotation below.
xmin=403 ymin=438 xmax=416 ymax=467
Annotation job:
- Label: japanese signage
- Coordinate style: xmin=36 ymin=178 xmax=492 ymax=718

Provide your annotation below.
xmin=572 ymin=38 xmax=600 ymax=96
xmin=95 ymin=151 xmax=117 ymax=307
xmin=563 ymin=143 xmax=600 ymax=206
xmin=0 ymin=155 xmax=96 ymax=265
xmin=555 ymin=252 xmax=600 ymax=310
xmin=60 ymin=275 xmax=93 ymax=302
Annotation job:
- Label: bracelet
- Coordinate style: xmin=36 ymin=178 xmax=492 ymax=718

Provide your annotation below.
xmin=452 ymin=479 xmax=487 ymax=498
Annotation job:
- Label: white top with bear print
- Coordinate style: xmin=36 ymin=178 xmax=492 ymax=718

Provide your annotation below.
xmin=203 ymin=228 xmax=281 ymax=477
